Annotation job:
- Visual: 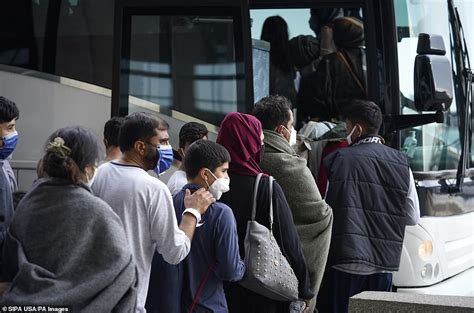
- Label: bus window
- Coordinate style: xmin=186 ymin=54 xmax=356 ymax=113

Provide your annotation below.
xmin=395 ymin=0 xmax=473 ymax=172
xmin=0 ymin=0 xmax=115 ymax=88
xmin=250 ymin=7 xmax=368 ymax=125
xmin=119 ymin=11 xmax=245 ymax=126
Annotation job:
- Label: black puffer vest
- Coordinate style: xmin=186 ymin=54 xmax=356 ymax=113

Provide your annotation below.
xmin=323 ymin=138 xmax=410 ymax=271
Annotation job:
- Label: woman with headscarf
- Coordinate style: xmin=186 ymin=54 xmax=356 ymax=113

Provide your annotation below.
xmin=217 ymin=112 xmax=313 ymax=313
xmin=1 ymin=126 xmax=137 ymax=312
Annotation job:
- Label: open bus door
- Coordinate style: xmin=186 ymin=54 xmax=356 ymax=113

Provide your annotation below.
xmin=246 ymin=0 xmax=399 ymax=133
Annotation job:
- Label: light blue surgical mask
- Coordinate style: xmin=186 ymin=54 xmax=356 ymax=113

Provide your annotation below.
xmin=154 ymin=144 xmax=173 ymax=176
xmin=0 ymin=131 xmax=18 ymax=160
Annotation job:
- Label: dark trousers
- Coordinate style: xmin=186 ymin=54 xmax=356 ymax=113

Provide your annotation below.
xmin=145 ymin=252 xmax=183 ymax=313
xmin=316 ymin=268 xmax=392 ymax=313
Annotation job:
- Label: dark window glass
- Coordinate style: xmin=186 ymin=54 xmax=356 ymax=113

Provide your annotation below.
xmin=0 ymin=0 xmax=114 ymax=88
xmin=121 ymin=13 xmax=245 ymax=126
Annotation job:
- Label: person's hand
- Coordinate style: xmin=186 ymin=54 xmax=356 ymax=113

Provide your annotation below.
xmin=184 ymin=188 xmax=215 ymax=215
xmin=320 ymin=25 xmax=336 ymax=56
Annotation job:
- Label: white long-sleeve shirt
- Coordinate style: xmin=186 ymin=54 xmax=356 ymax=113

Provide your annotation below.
xmin=92 ymin=162 xmax=190 ymax=312
xmin=406 ymin=168 xmax=420 ymax=225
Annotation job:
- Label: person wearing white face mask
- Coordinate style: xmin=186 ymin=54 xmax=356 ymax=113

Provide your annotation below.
xmin=167 ymin=139 xmax=245 ymax=312
xmin=318 ymin=100 xmax=419 ymax=313
xmin=253 ymin=95 xmax=333 ymax=313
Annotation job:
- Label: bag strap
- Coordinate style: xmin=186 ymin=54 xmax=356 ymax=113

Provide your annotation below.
xmin=251 ymin=173 xmax=275 ymax=232
xmin=251 ymin=173 xmax=263 ymax=221
xmin=337 ymin=50 xmax=368 ymax=98
xmin=188 ymin=260 xmax=215 ymax=313
xmin=268 ymin=176 xmax=274 ymax=232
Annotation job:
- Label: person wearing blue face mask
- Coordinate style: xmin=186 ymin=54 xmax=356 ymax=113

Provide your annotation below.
xmin=154 ymin=143 xmax=174 ymax=176
xmin=92 ymin=112 xmax=215 ymax=313
xmin=0 ymin=96 xmax=19 ymax=276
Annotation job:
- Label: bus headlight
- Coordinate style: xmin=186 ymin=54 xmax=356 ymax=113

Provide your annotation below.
xmin=418 ymin=240 xmax=433 ymax=261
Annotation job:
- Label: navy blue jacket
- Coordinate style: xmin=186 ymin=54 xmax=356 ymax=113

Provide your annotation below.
xmin=324 ymin=139 xmax=410 ymax=271
xmin=175 ymin=184 xmax=245 ymax=313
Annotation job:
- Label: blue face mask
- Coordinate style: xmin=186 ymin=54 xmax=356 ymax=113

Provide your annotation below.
xmin=154 ymin=144 xmax=173 ymax=175
xmin=0 ymin=131 xmax=18 ymax=160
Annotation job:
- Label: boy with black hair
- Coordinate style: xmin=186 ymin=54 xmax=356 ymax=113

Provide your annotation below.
xmin=0 ymin=96 xmax=19 ymax=252
xmin=167 ymin=122 xmax=208 ymax=196
xmin=103 ymin=116 xmax=124 ymax=162
xmin=317 ymin=99 xmax=419 ymax=313
xmin=174 ymin=139 xmax=244 ymax=312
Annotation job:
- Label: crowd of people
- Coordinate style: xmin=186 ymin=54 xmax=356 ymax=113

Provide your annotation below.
xmin=0 ymin=92 xmax=419 ymax=313
xmin=0 ymin=8 xmax=420 ymax=313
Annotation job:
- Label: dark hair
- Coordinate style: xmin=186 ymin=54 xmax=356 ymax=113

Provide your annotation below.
xmin=0 ymin=97 xmax=19 ymax=123
xmin=184 ymin=140 xmax=231 ymax=179
xmin=179 ymin=122 xmax=208 ymax=148
xmin=261 ymin=16 xmax=293 ymax=72
xmin=40 ymin=126 xmax=101 ymax=184
xmin=252 ymin=95 xmax=292 ymax=130
xmin=119 ymin=112 xmax=169 ymax=152
xmin=342 ymin=99 xmax=382 ymax=134
xmin=104 ymin=116 xmax=124 ymax=148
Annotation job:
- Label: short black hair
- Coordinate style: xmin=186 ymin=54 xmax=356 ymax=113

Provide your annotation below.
xmin=104 ymin=116 xmax=124 ymax=148
xmin=41 ymin=126 xmax=101 ymax=184
xmin=184 ymin=140 xmax=230 ymax=179
xmin=179 ymin=122 xmax=208 ymax=148
xmin=342 ymin=99 xmax=382 ymax=134
xmin=119 ymin=112 xmax=169 ymax=152
xmin=0 ymin=97 xmax=19 ymax=123
xmin=252 ymin=95 xmax=292 ymax=130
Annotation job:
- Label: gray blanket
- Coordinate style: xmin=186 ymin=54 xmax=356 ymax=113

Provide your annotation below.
xmin=261 ymin=130 xmax=333 ymax=310
xmin=1 ymin=178 xmax=137 ymax=312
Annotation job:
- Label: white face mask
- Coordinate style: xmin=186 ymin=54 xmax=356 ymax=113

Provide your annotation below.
xmin=346 ymin=125 xmax=358 ymax=145
xmin=205 ymin=169 xmax=230 ymax=200
xmin=282 ymin=126 xmax=297 ymax=146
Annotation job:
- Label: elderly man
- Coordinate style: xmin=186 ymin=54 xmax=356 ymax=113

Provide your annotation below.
xmin=252 ymin=95 xmax=333 ymax=312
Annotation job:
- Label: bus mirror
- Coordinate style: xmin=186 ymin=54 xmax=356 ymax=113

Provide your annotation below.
xmin=417 ymin=33 xmax=446 ymax=55
xmin=414 ymin=34 xmax=453 ymax=112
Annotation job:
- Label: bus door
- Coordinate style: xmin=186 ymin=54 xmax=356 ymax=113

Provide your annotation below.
xmin=247 ymin=0 xmax=397 ymax=132
xmin=111 ymin=0 xmax=252 ymax=133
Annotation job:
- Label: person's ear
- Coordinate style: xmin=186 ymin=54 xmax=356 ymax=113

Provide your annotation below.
xmin=355 ymin=124 xmax=364 ymax=138
xmin=84 ymin=165 xmax=95 ymax=181
xmin=134 ymin=141 xmax=147 ymax=156
xmin=178 ymin=148 xmax=185 ymax=160
xmin=275 ymin=125 xmax=283 ymax=134
xmin=103 ymin=139 xmax=108 ymax=148
xmin=199 ymin=168 xmax=211 ymax=186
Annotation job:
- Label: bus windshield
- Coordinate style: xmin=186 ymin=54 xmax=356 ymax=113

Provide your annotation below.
xmin=394 ymin=0 xmax=473 ymax=173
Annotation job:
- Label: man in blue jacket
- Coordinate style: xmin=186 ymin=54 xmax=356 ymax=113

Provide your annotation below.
xmin=174 ymin=139 xmax=245 ymax=312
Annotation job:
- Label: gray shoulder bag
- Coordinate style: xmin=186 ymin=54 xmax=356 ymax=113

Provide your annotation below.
xmin=239 ymin=173 xmax=299 ymax=301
